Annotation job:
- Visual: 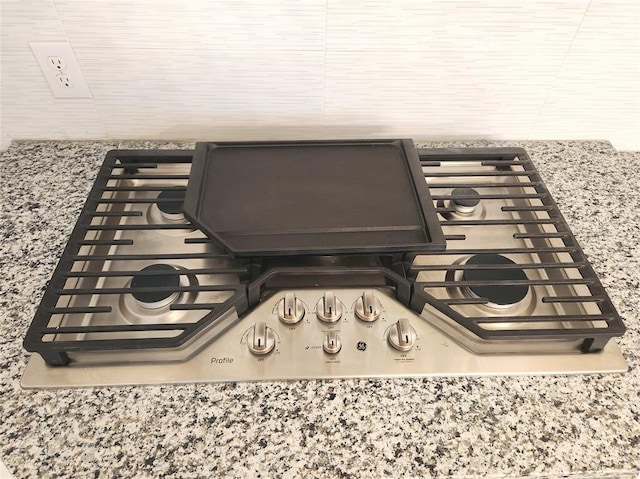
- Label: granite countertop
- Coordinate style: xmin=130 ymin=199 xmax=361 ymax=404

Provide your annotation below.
xmin=0 ymin=140 xmax=638 ymax=478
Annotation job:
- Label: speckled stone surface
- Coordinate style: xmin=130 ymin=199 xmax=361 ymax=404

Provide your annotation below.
xmin=0 ymin=140 xmax=638 ymax=479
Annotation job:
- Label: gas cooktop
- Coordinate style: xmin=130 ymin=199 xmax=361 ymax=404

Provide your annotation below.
xmin=21 ymin=141 xmax=627 ymax=388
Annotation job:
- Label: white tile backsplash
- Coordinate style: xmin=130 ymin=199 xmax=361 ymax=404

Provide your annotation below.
xmin=1 ymin=0 xmax=638 ymax=150
xmin=0 ymin=457 xmax=12 ymax=479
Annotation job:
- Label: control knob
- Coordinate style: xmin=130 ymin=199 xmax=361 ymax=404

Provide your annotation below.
xmin=316 ymin=291 xmax=343 ymax=323
xmin=387 ymin=318 xmax=417 ymax=352
xmin=323 ymin=330 xmax=342 ymax=355
xmin=278 ymin=292 xmax=305 ymax=324
xmin=247 ymin=321 xmax=276 ymax=355
xmin=354 ymin=291 xmax=382 ymax=322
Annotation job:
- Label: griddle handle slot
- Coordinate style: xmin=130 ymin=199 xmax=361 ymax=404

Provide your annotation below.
xmin=247 ymin=266 xmax=411 ymax=307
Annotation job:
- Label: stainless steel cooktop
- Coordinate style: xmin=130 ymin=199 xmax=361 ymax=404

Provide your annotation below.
xmin=21 ymin=142 xmax=627 ymax=388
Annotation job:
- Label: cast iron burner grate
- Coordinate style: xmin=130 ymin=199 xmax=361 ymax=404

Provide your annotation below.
xmin=23 ymin=150 xmax=250 ymax=366
xmin=409 ymin=147 xmax=626 ymax=352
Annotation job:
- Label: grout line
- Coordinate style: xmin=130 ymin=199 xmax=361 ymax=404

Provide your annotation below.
xmin=50 ymin=0 xmax=109 ymax=140
xmin=0 ymin=457 xmax=14 ymax=479
xmin=321 ymin=0 xmax=328 ymax=124
xmin=529 ymin=0 xmax=593 ymax=139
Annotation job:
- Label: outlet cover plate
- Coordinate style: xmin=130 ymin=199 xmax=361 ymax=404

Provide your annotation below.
xmin=30 ymin=42 xmax=92 ymax=99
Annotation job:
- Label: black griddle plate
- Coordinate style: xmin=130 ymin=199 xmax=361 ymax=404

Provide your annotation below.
xmin=184 ymin=139 xmax=445 ymax=256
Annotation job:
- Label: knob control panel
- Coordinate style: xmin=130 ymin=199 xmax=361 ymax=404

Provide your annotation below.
xmin=230 ymin=289 xmax=429 ymax=381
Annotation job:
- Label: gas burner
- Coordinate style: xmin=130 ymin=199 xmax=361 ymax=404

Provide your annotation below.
xmin=444 ymin=254 xmax=535 ymax=315
xmin=450 ymin=187 xmax=480 ymax=214
xmin=462 ymin=254 xmax=529 ymax=309
xmin=120 ymin=264 xmax=197 ymax=324
xmin=156 ymin=187 xmax=186 ymax=222
xmin=437 ymin=187 xmax=485 ymax=221
xmin=131 ymin=264 xmax=182 ymax=309
xmin=147 ymin=187 xmax=194 ymax=234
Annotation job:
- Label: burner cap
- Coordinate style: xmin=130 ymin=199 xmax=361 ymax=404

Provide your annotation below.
xmin=451 ymin=187 xmax=480 ymax=208
xmin=156 ymin=187 xmax=186 ymax=215
xmin=462 ymin=254 xmax=529 ymax=306
xmin=131 ymin=264 xmax=181 ymax=304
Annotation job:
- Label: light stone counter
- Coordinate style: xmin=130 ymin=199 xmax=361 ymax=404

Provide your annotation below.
xmin=0 ymin=140 xmax=638 ymax=478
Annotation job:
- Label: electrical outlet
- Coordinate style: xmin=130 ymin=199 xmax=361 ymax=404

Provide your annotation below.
xmin=47 ymin=56 xmax=66 ymax=71
xmin=56 ymin=74 xmax=73 ymax=88
xmin=30 ymin=42 xmax=92 ymax=99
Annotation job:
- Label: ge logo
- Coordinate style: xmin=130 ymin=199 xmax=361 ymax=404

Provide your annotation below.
xmin=356 ymin=341 xmax=367 ymax=351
